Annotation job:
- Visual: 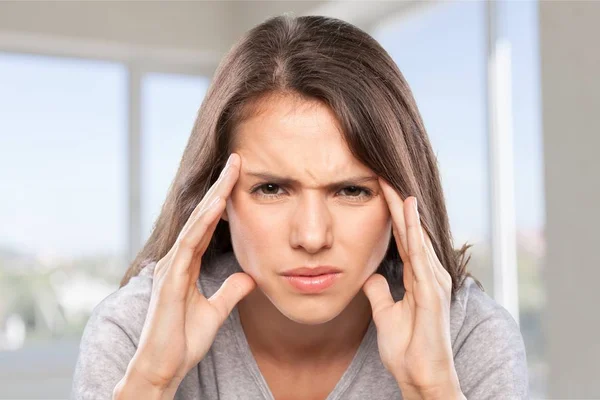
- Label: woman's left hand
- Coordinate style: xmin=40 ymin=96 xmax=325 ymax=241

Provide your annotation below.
xmin=362 ymin=178 xmax=465 ymax=400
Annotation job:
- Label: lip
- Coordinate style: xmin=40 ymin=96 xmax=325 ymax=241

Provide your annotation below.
xmin=281 ymin=266 xmax=342 ymax=277
xmin=280 ymin=266 xmax=343 ymax=294
xmin=282 ymin=273 xmax=341 ymax=294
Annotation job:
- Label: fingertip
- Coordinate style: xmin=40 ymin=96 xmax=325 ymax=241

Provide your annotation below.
xmin=229 ymin=152 xmax=241 ymax=168
xmin=231 ymin=272 xmax=257 ymax=296
xmin=362 ymin=273 xmax=387 ymax=293
xmin=362 ymin=273 xmax=394 ymax=312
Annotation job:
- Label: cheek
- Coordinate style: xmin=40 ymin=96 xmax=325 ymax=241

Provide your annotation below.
xmin=338 ymin=204 xmax=392 ymax=271
xmin=225 ymin=194 xmax=282 ymax=276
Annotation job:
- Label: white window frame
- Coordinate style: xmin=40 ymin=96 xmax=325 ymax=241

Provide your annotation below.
xmin=0 ymin=32 xmax=220 ymax=263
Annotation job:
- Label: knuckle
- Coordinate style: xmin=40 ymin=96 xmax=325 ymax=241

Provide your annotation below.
xmin=409 ymin=246 xmax=425 ymax=260
xmin=178 ymin=235 xmax=195 ymax=250
xmin=440 ymin=268 xmax=452 ymax=290
xmin=210 ymin=294 xmax=228 ymax=320
xmin=408 ymin=246 xmax=420 ymax=258
xmin=152 ymin=275 xmax=167 ymax=297
xmin=153 ymin=260 xmax=164 ymax=277
xmin=443 ymin=269 xmax=452 ymax=285
xmin=433 ymin=286 xmax=448 ymax=309
xmin=438 ymin=279 xmax=452 ymax=303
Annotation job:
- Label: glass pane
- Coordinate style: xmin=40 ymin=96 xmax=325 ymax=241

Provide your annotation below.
xmin=0 ymin=52 xmax=127 ymax=397
xmin=141 ymin=73 xmax=210 ymax=243
xmin=372 ymin=2 xmax=492 ymax=294
xmin=500 ymin=0 xmax=546 ymax=397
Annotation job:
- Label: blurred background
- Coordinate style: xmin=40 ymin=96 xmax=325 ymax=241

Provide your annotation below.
xmin=0 ymin=0 xmax=597 ymax=398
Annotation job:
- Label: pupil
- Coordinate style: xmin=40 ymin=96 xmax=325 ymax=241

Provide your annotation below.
xmin=266 ymin=184 xmax=277 ymax=193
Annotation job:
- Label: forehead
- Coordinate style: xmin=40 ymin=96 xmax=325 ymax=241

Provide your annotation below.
xmin=231 ymin=94 xmax=371 ymax=180
xmin=233 ymin=94 xmax=342 ymax=144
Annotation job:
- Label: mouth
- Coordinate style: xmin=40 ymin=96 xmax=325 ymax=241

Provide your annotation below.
xmin=281 ymin=266 xmax=342 ymax=277
xmin=280 ymin=266 xmax=343 ymax=293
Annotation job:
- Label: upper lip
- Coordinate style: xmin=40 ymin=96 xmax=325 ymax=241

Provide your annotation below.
xmin=282 ymin=266 xmax=342 ymax=276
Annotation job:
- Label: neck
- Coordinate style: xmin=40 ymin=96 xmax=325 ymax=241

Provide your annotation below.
xmin=237 ymin=288 xmax=373 ymax=366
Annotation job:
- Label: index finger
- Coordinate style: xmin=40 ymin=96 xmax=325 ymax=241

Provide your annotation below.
xmin=177 ymin=153 xmax=240 ymax=242
xmin=378 ymin=178 xmax=434 ymax=284
xmin=173 ymin=153 xmax=241 ymax=268
xmin=378 ymin=177 xmax=408 ymax=255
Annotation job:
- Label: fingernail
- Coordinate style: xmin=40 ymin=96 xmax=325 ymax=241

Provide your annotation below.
xmin=225 ymin=154 xmax=235 ymax=168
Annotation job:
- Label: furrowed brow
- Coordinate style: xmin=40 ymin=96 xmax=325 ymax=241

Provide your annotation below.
xmin=245 ymin=171 xmax=378 ymax=189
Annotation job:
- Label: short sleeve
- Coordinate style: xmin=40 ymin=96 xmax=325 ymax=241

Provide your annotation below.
xmin=70 ymin=267 xmax=154 ymax=400
xmin=452 ymin=286 xmax=529 ymax=399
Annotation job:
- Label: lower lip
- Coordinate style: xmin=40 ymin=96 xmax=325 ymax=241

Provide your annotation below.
xmin=282 ymin=273 xmax=341 ymax=293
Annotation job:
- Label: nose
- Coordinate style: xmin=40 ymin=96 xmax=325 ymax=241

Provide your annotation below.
xmin=289 ymin=192 xmax=333 ymax=254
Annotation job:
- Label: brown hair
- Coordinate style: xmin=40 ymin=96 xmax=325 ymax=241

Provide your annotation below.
xmin=120 ymin=14 xmax=475 ymax=296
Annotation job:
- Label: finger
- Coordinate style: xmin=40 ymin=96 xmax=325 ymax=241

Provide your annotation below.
xmin=379 ymin=178 xmax=415 ymax=294
xmin=208 ymin=272 xmax=256 ymax=325
xmin=379 ymin=178 xmax=408 ymax=254
xmin=178 ymin=153 xmax=239 ymax=241
xmin=195 ymin=199 xmax=225 ymax=257
xmin=393 ymin=222 xmax=414 ymax=295
xmin=187 ymin=198 xmax=226 ymax=286
xmin=362 ymin=273 xmax=395 ymax=321
xmin=422 ymin=226 xmax=452 ymax=294
xmin=171 ymin=196 xmax=225 ymax=279
xmin=405 ymin=196 xmax=436 ymax=284
xmin=172 ymin=156 xmax=240 ymax=276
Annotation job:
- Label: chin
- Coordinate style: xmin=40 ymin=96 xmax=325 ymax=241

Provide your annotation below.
xmin=267 ymin=292 xmax=349 ymax=325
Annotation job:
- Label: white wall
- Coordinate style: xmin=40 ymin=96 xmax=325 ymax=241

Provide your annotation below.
xmin=539 ymin=1 xmax=600 ymax=397
xmin=0 ymin=1 xmax=324 ymax=72
xmin=0 ymin=1 xmax=233 ymax=53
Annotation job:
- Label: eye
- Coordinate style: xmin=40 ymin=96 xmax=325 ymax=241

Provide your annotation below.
xmin=338 ymin=186 xmax=373 ymax=201
xmin=250 ymin=183 xmax=286 ymax=199
xmin=249 ymin=183 xmax=373 ymax=202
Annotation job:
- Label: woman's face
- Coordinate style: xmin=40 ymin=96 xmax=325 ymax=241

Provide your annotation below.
xmin=223 ymin=94 xmax=392 ymax=325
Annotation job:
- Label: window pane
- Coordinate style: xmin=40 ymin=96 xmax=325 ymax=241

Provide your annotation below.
xmin=500 ymin=0 xmax=546 ymax=397
xmin=373 ymin=2 xmax=492 ymax=294
xmin=0 ymin=52 xmax=127 ymax=397
xmin=141 ymin=73 xmax=210 ymax=243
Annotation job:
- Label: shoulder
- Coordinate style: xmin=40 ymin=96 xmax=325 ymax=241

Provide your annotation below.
xmin=83 ymin=262 xmax=156 ymax=346
xmin=85 ymin=252 xmax=240 ymax=335
xmin=71 ymin=263 xmax=156 ymax=398
xmin=449 ymin=277 xmax=522 ymax=348
xmin=449 ymin=277 xmax=529 ymax=399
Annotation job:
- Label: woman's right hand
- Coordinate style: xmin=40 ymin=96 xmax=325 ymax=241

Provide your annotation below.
xmin=119 ymin=153 xmax=256 ymax=395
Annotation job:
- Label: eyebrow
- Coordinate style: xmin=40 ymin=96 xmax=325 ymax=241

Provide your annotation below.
xmin=245 ymin=171 xmax=379 ymax=189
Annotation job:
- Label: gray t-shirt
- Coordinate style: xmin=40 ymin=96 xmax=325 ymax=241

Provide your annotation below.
xmin=71 ymin=251 xmax=528 ymax=399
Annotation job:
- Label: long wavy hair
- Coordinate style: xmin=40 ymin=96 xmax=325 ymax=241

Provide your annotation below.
xmin=119 ymin=14 xmax=474 ymax=296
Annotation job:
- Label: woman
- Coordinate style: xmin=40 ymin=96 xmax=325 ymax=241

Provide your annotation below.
xmin=71 ymin=14 xmax=528 ymax=400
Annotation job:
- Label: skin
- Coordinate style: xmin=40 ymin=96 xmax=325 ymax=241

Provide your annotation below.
xmin=221 ymin=94 xmax=465 ymax=399
xmin=221 ymin=94 xmax=392 ymax=397
xmin=223 ymin=95 xmax=391 ymax=363
xmin=115 ymin=93 xmax=465 ymax=400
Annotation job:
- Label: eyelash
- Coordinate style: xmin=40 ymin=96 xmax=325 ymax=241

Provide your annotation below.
xmin=249 ymin=183 xmax=374 ymax=202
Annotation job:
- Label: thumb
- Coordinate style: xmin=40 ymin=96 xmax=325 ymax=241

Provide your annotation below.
xmin=208 ymin=272 xmax=256 ymax=325
xmin=363 ymin=273 xmax=395 ymax=321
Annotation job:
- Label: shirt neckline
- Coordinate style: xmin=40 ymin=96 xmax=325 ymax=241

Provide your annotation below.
xmin=229 ymin=304 xmax=377 ymax=400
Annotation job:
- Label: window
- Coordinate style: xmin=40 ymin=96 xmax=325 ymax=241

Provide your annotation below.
xmin=373 ymin=1 xmax=493 ymax=295
xmin=141 ymin=73 xmax=210 ymax=242
xmin=373 ymin=0 xmax=546 ymax=396
xmin=500 ymin=0 xmax=546 ymax=397
xmin=0 ymin=52 xmax=127 ymax=396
